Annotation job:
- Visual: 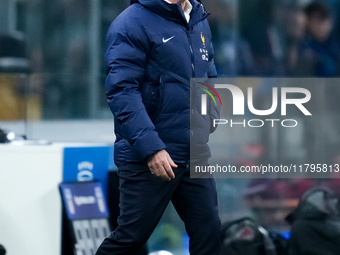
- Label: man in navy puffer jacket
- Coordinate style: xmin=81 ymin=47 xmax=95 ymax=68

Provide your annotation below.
xmin=96 ymin=0 xmax=221 ymax=254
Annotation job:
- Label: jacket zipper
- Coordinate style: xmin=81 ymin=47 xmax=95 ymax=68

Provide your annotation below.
xmin=186 ymin=28 xmax=195 ymax=139
xmin=186 ymin=29 xmax=195 ymax=77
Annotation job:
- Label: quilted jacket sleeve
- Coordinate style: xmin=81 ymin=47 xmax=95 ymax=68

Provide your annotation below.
xmin=105 ymin=16 xmax=166 ymax=160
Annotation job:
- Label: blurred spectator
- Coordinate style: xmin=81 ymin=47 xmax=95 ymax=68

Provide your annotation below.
xmin=285 ymin=8 xmax=307 ymax=75
xmin=62 ymin=39 xmax=88 ymax=118
xmin=297 ymin=1 xmax=340 ymax=77
xmin=286 ymin=187 xmax=340 ymax=255
xmin=207 ymin=1 xmax=256 ymax=76
xmin=220 ymin=217 xmax=278 ymax=255
xmin=40 ymin=0 xmax=89 ymax=118
xmin=238 ymin=0 xmax=286 ymax=76
xmin=214 ymin=27 xmax=256 ymax=76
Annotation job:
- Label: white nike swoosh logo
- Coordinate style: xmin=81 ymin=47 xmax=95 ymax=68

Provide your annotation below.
xmin=162 ymin=36 xmax=175 ymax=43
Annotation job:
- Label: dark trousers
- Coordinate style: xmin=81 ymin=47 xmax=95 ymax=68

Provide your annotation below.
xmin=96 ymin=164 xmax=221 ymax=255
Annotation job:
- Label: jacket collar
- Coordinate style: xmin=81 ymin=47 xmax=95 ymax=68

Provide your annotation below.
xmin=130 ymin=0 xmax=209 ymax=28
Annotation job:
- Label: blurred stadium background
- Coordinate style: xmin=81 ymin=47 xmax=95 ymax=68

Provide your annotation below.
xmin=1 ymin=0 xmax=340 ymax=254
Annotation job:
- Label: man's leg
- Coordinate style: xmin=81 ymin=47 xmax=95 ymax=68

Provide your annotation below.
xmin=96 ymin=165 xmax=183 ymax=255
xmin=171 ymin=169 xmax=221 ymax=255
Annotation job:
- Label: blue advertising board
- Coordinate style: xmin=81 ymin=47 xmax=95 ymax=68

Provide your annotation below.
xmin=62 ymin=146 xmax=115 ymax=193
xmin=59 ymin=181 xmax=109 ymax=220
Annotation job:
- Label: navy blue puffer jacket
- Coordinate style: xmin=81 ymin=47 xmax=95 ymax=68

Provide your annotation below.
xmin=105 ymin=0 xmax=218 ymax=167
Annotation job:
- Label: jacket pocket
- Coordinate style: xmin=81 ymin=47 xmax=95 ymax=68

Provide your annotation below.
xmin=141 ymin=76 xmax=162 ymax=121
